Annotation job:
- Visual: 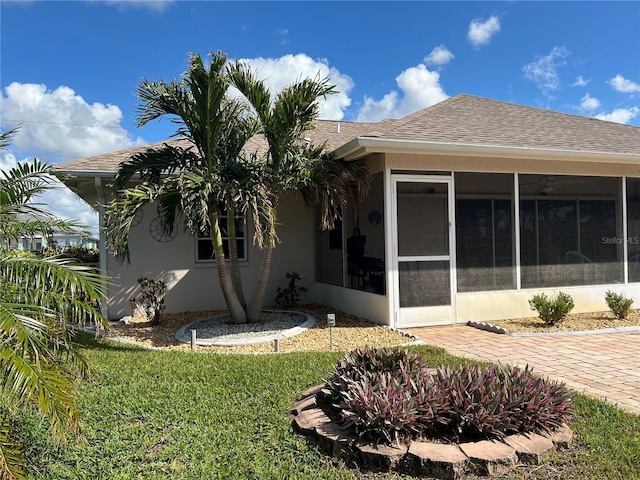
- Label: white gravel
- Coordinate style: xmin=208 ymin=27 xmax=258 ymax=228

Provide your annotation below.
xmin=174 ymin=310 xmax=315 ymax=346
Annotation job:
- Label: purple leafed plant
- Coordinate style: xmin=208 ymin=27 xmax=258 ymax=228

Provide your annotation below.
xmin=318 ymin=347 xmax=573 ymax=445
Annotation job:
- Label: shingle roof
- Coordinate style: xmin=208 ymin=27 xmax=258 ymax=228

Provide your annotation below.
xmin=376 ymin=94 xmax=640 ymax=155
xmin=53 ymin=119 xmax=380 ymax=174
xmin=53 ymin=94 xmax=640 ymax=174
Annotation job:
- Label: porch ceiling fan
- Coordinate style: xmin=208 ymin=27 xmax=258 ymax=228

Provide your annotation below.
xmin=521 ymin=176 xmax=585 ymax=194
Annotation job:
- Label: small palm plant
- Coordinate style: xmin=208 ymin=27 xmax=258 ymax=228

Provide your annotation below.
xmin=0 ymin=128 xmax=106 ymax=479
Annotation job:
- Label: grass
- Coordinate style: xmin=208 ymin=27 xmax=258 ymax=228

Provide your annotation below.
xmin=21 ymin=332 xmax=640 ymax=480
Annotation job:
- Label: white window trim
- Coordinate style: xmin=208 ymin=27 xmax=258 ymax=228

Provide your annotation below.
xmin=195 ymin=215 xmax=247 ymax=263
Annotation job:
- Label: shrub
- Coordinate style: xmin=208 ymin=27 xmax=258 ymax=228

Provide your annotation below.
xmin=135 ymin=276 xmax=167 ymax=325
xmin=321 ymin=347 xmax=427 ymax=402
xmin=42 ymin=245 xmax=100 ymax=264
xmin=435 ymin=364 xmax=572 ymax=440
xmin=274 ymin=271 xmax=308 ymax=307
xmin=529 ymin=291 xmax=575 ymax=326
xmin=605 ymin=290 xmax=634 ymax=319
xmin=338 ymin=371 xmax=418 ymax=445
xmin=320 ymin=348 xmax=573 ymax=446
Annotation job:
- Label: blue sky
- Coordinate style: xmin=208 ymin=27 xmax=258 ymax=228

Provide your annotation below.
xmin=1 ymin=1 xmax=639 ymax=232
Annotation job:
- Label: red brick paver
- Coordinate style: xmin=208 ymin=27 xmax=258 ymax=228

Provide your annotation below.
xmin=406 ymin=326 xmax=640 ymax=415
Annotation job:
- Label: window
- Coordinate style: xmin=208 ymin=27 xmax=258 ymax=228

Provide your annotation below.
xmin=519 ymin=175 xmax=623 ymax=288
xmin=455 ymin=173 xmax=516 ymax=292
xmin=196 ymin=215 xmax=246 ymax=262
xmin=627 ymin=178 xmax=640 ymax=282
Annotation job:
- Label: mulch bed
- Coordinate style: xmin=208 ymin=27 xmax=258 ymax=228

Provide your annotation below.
xmin=106 ymin=304 xmax=414 ymax=353
xmin=486 ymin=309 xmax=640 ymax=334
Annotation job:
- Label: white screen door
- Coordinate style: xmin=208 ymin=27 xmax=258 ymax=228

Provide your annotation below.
xmin=392 ymin=176 xmax=455 ymax=327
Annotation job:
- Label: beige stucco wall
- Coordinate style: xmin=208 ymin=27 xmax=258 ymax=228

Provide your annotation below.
xmin=104 ymin=192 xmax=316 ymax=319
xmin=456 ymin=284 xmax=640 ymax=324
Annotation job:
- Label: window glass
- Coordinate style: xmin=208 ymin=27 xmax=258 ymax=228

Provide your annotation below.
xmin=196 ymin=215 xmax=246 ymax=262
xmin=519 ymin=175 xmax=623 ymax=287
xmin=455 ymin=173 xmax=515 ymax=292
xmin=627 ymin=178 xmax=640 ymax=282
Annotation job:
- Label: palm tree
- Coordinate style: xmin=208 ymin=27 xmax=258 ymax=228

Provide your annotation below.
xmin=227 ymin=62 xmax=371 ymax=321
xmin=0 ymin=128 xmax=106 ymax=479
xmin=105 ymin=52 xmax=262 ymax=324
xmin=105 ymin=51 xmax=370 ymax=324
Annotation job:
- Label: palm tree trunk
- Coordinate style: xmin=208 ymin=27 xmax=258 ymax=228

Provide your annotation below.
xmin=246 ymin=245 xmax=272 ymax=322
xmin=210 ymin=212 xmax=247 ymax=324
xmin=226 ymin=207 xmax=246 ymax=307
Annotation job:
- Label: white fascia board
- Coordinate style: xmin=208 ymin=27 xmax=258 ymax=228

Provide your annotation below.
xmin=334 ymin=137 xmax=640 ymax=164
xmin=52 ymin=169 xmax=117 ymax=178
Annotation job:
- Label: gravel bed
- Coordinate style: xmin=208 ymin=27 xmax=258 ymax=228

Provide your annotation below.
xmin=174 ymin=311 xmax=316 ymax=346
xmin=186 ymin=311 xmax=308 ymax=341
xmin=485 ymin=309 xmax=640 ymax=334
xmin=107 ymin=304 xmax=415 ymax=353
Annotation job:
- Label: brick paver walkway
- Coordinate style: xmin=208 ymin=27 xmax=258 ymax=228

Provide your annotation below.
xmin=405 ymin=326 xmax=640 ymax=415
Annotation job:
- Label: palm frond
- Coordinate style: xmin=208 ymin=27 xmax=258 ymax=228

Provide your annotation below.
xmin=105 ymin=182 xmax=164 ymax=262
xmin=113 ymin=144 xmax=198 ymax=192
xmin=0 ymin=341 xmax=81 ymax=439
xmin=226 ymin=61 xmax=272 ymax=124
xmin=0 ymin=410 xmax=27 ymax=480
xmin=0 ymin=161 xmax=55 ymax=217
xmin=299 ymin=154 xmax=372 ymax=230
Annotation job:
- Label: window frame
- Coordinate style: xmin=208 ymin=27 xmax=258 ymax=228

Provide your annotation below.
xmin=195 ymin=214 xmax=248 ymax=263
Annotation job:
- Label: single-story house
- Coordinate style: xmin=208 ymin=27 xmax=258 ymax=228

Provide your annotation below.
xmin=4 ymin=213 xmax=99 ymax=252
xmin=53 ymin=94 xmax=640 ymax=328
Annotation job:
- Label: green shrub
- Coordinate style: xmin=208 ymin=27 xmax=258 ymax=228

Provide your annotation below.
xmin=529 ymin=291 xmax=575 ymax=326
xmin=63 ymin=245 xmax=99 ymax=264
xmin=135 ymin=276 xmax=167 ymax=325
xmin=605 ymin=290 xmax=634 ymax=319
xmin=274 ymin=271 xmax=308 ymax=307
xmin=319 ymin=348 xmax=573 ymax=445
xmin=42 ymin=245 xmax=100 ymax=264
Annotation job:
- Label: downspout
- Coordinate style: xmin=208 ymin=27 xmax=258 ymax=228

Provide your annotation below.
xmin=94 ymin=177 xmax=109 ymax=319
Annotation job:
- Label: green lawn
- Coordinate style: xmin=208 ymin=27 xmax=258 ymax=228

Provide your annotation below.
xmin=22 ymin=333 xmax=640 ymax=480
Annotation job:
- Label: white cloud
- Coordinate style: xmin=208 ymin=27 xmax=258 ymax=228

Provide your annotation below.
xmin=522 ymin=46 xmax=571 ymax=94
xmin=356 ymin=64 xmax=448 ymax=122
xmin=0 ymin=152 xmax=99 ymax=233
xmin=236 ymin=54 xmax=353 ymax=120
xmin=580 ymin=93 xmax=601 ymax=111
xmin=0 ymin=82 xmax=144 ymax=234
xmin=570 ymin=76 xmax=590 ymax=87
xmin=424 ymin=45 xmax=455 ymax=66
xmin=101 ymin=0 xmax=174 ymax=13
xmin=1 ymin=82 xmax=143 ymax=159
xmin=608 ymin=74 xmax=640 ymax=93
xmin=0 ymin=149 xmax=18 ymax=173
xmin=37 ymin=182 xmax=99 ymax=231
xmin=595 ymin=106 xmax=639 ymax=124
xmin=275 ymin=28 xmax=289 ymax=45
xmin=467 ymin=15 xmax=500 ymax=48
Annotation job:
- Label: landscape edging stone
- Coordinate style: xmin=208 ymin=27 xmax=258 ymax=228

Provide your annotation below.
xmin=291 ymin=385 xmax=572 ymax=478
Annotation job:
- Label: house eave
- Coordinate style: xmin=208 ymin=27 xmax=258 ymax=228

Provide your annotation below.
xmin=52 ymin=169 xmax=117 ymax=179
xmin=334 ymin=137 xmax=640 ymax=165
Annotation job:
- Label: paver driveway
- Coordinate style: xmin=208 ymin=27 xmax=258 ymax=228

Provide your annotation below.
xmin=406 ymin=326 xmax=640 ymax=415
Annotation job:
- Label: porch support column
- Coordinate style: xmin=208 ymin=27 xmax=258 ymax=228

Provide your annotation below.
xmin=514 ymin=172 xmax=522 ymax=291
xmin=94 ymin=176 xmax=109 ymax=319
xmin=384 ymin=167 xmax=396 ymax=329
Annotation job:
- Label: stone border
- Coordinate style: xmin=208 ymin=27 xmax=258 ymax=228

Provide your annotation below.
xmin=174 ymin=310 xmax=316 ymax=346
xmin=290 ymin=385 xmax=573 ymax=479
xmin=467 ymin=320 xmax=640 ymax=337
